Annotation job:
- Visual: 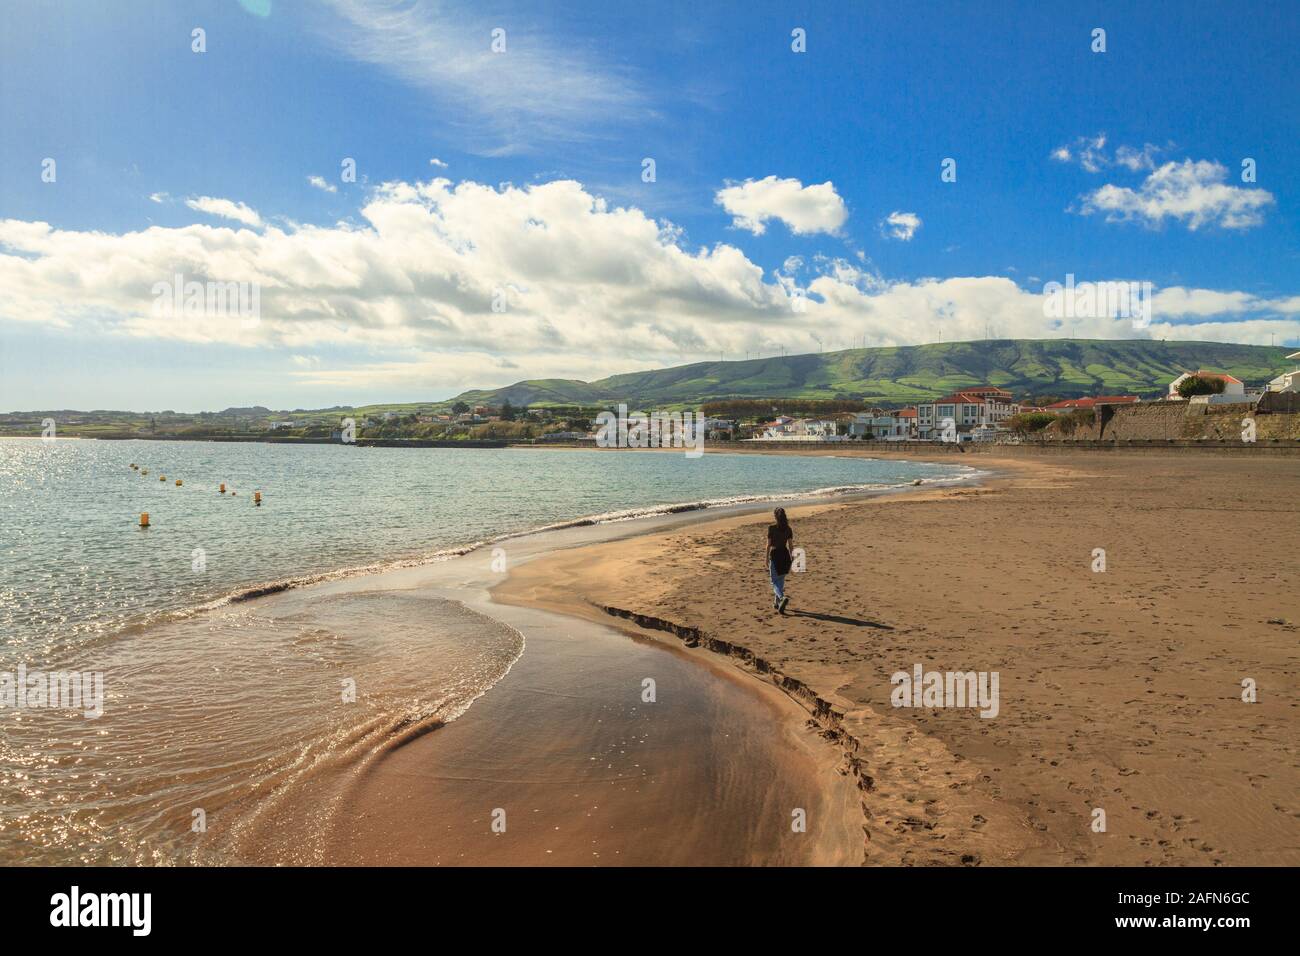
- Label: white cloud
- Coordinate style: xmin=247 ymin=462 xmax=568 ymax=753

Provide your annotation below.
xmin=429 ymin=157 xmax=448 ymax=168
xmin=1052 ymin=133 xmax=1109 ymax=173
xmin=1151 ymin=287 xmax=1259 ymax=317
xmin=715 ymin=176 xmax=848 ymax=236
xmin=1 ymin=177 xmax=1296 ymax=396
xmin=881 ymin=210 xmax=922 ymax=241
xmin=307 ymin=175 xmax=338 ymax=193
xmin=1053 ymin=135 xmax=1164 ymax=174
xmin=183 ymin=196 xmax=263 ymax=228
xmin=1114 ymin=143 xmax=1160 ymax=172
xmin=316 ymin=0 xmax=646 ymax=151
xmin=1081 ymin=160 xmax=1275 ymax=230
xmin=148 ymin=192 xmax=169 ymax=204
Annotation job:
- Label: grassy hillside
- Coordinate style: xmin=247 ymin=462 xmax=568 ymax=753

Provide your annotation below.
xmin=447 ymin=339 xmax=1295 ymax=408
xmin=5 ymin=340 xmax=1293 ymax=438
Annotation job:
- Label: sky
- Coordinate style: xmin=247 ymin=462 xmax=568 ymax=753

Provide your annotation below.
xmin=1 ymin=0 xmax=1298 ymax=412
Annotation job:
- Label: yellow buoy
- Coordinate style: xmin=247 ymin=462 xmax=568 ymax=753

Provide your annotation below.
xmin=139 ymin=512 xmax=150 ymax=528
xmin=142 ymin=469 xmax=149 ymax=476
xmin=175 ymin=479 xmax=183 ymax=486
xmin=160 ymin=475 xmax=166 ymax=482
xmin=254 ymin=491 xmax=262 ymax=506
xmin=218 ymin=483 xmax=226 ymax=494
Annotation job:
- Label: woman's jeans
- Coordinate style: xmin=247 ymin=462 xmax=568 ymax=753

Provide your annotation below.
xmin=769 ymin=561 xmax=785 ymax=602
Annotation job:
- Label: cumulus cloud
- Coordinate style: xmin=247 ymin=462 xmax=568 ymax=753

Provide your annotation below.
xmin=881 ymin=210 xmax=922 ymax=241
xmin=715 ymin=176 xmax=848 ymax=236
xmin=1 ymin=177 xmax=1296 ymax=395
xmin=429 ymin=157 xmax=448 ymax=168
xmin=183 ymin=196 xmax=263 ymax=228
xmin=307 ymin=175 xmax=338 ymax=193
xmin=1080 ymin=160 xmax=1275 ymax=230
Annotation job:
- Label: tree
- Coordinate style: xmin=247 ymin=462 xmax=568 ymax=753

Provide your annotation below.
xmin=1176 ymin=374 xmax=1226 ymax=398
xmin=501 ymin=399 xmax=516 ymax=421
xmin=451 ymin=401 xmax=470 ymax=415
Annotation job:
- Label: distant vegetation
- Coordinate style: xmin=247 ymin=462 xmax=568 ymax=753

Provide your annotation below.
xmin=446 ymin=339 xmax=1293 ymax=410
xmin=1176 ymin=374 xmax=1228 ymax=398
xmin=1053 ymin=408 xmax=1097 ymax=435
xmin=1007 ymin=412 xmax=1057 ymax=434
xmin=701 ymin=398 xmax=867 ymax=420
xmin=2 ymin=339 xmax=1292 ymax=440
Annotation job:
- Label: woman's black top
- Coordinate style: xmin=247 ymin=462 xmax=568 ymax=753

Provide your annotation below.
xmin=767 ymin=523 xmax=793 ymax=575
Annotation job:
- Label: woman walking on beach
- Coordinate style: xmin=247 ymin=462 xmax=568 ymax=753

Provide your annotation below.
xmin=766 ymin=507 xmax=794 ymax=614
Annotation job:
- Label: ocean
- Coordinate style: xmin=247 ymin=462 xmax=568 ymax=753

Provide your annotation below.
xmin=0 ymin=438 xmax=973 ymax=863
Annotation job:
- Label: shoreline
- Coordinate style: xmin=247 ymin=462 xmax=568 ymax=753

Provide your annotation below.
xmin=6 ymin=443 xmax=971 ymax=865
xmin=200 ymin=489 xmax=902 ymax=865
xmin=491 ymin=449 xmax=1300 ymax=866
xmin=490 ymin=463 xmax=1032 ymax=865
xmin=212 ymin=454 xmax=992 ymax=865
xmin=15 ymin=442 xmax=1291 ymax=865
xmin=85 ymin=447 xmax=983 ymax=646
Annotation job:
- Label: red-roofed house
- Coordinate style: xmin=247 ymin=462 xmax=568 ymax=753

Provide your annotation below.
xmin=1043 ymin=396 xmax=1140 ymax=414
xmin=897 ymin=407 xmax=918 ymax=438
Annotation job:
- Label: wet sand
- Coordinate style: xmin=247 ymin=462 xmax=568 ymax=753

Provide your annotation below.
xmin=303 ymin=604 xmax=860 ymax=865
xmin=205 ymin=510 xmax=866 ymax=866
xmin=494 ymin=449 xmax=1300 ymax=866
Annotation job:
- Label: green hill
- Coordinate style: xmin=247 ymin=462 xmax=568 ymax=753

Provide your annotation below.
xmin=448 ymin=339 xmax=1295 ymax=409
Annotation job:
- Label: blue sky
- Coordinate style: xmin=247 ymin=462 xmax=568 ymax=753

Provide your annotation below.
xmin=2 ymin=0 xmax=1298 ymax=411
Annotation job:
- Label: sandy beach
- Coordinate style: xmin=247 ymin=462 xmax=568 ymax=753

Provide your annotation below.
xmin=174 ymin=504 xmax=866 ymax=867
xmin=495 ymin=449 xmax=1300 ymax=866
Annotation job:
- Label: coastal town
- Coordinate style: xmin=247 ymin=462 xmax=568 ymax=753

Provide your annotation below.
xmin=549 ymin=358 xmax=1294 ymax=445
xmin=704 ymin=359 xmax=1300 ymax=444
xmin=9 ymin=354 xmax=1300 ymax=447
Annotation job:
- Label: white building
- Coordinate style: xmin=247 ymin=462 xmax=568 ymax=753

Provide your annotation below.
xmin=845 ymin=412 xmax=910 ymax=440
xmin=1267 ymin=352 xmax=1300 ymax=393
xmin=916 ymin=387 xmax=1020 ymax=439
xmin=702 ymin=417 xmax=736 ymax=438
xmin=754 ymin=417 xmax=847 ymax=442
xmin=796 ymin=419 xmax=839 ymax=438
xmin=759 ymin=416 xmax=797 ymax=437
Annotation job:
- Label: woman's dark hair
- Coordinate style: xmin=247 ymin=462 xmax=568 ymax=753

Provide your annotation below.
xmin=774 ymin=507 xmax=789 ymax=528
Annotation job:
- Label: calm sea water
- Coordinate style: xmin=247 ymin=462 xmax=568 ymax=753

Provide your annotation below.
xmin=0 ymin=439 xmax=968 ymax=658
xmin=0 ymin=438 xmax=971 ymax=863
